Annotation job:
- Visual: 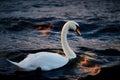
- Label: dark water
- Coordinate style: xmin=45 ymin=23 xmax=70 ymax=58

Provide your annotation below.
xmin=0 ymin=0 xmax=120 ymax=80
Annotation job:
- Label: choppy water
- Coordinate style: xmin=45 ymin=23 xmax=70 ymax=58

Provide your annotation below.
xmin=0 ymin=0 xmax=120 ymax=80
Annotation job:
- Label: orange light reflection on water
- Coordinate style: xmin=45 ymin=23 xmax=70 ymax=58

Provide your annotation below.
xmin=83 ymin=65 xmax=101 ymax=76
xmin=36 ymin=23 xmax=54 ymax=36
xmin=80 ymin=56 xmax=101 ymax=76
xmin=80 ymin=56 xmax=89 ymax=67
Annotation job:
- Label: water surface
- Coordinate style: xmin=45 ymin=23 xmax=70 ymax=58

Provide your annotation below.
xmin=0 ymin=0 xmax=120 ymax=80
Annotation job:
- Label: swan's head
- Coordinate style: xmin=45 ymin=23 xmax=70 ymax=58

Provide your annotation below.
xmin=66 ymin=21 xmax=81 ymax=35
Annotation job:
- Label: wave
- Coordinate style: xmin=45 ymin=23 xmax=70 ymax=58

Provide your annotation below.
xmin=0 ymin=17 xmax=119 ymax=33
xmin=79 ymin=47 xmax=120 ymax=56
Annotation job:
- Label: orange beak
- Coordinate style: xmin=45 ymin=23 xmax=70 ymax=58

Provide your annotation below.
xmin=76 ymin=28 xmax=81 ymax=35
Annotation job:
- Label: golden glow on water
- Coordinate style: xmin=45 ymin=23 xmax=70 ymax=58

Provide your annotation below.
xmin=80 ymin=56 xmax=89 ymax=67
xmin=40 ymin=29 xmax=51 ymax=36
xmin=36 ymin=23 xmax=54 ymax=36
xmin=79 ymin=56 xmax=101 ymax=76
xmin=56 ymin=50 xmax=63 ymax=54
xmin=83 ymin=65 xmax=101 ymax=76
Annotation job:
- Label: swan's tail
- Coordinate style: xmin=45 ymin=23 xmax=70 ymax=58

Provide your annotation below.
xmin=7 ymin=59 xmax=23 ymax=71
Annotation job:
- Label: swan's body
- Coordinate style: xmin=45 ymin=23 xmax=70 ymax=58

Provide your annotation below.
xmin=8 ymin=21 xmax=81 ymax=71
xmin=8 ymin=52 xmax=68 ymax=71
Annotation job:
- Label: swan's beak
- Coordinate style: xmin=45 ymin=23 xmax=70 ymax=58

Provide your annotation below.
xmin=76 ymin=28 xmax=81 ymax=35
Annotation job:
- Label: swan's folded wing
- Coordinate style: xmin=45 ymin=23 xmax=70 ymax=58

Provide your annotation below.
xmin=35 ymin=53 xmax=69 ymax=71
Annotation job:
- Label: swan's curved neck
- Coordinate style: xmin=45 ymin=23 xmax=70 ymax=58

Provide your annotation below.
xmin=61 ymin=24 xmax=76 ymax=59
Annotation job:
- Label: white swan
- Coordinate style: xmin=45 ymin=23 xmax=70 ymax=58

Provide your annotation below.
xmin=7 ymin=21 xmax=81 ymax=71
